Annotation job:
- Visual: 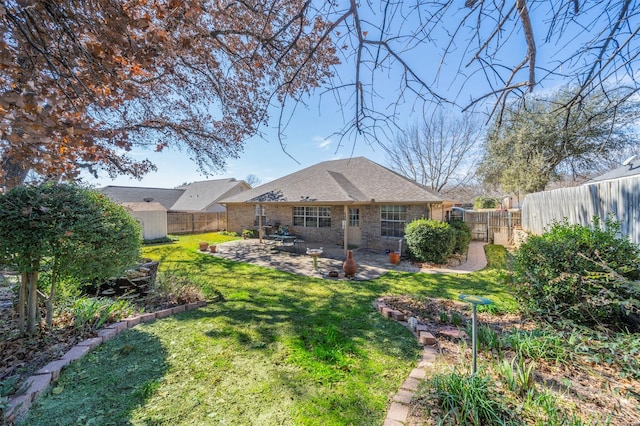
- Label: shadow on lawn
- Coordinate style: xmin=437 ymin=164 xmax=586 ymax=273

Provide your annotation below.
xmin=21 ymin=329 xmax=168 ymax=426
xmin=157 ymin=249 xmax=425 ymax=422
xmin=179 ymin=283 xmax=421 ymax=424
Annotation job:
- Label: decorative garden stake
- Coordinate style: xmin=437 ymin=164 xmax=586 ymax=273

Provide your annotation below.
xmin=458 ymin=294 xmax=493 ymax=375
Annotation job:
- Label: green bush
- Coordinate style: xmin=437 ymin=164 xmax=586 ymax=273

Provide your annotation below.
xmin=218 ymin=230 xmax=239 ymax=237
xmin=449 ymin=220 xmax=471 ymax=254
xmin=484 ymin=244 xmax=509 ymax=270
xmin=513 ymin=217 xmax=640 ymax=330
xmin=0 ymin=183 xmax=141 ymax=334
xmin=143 ymin=271 xmax=205 ymax=307
xmin=405 ymin=219 xmax=455 ymax=263
xmin=69 ymin=297 xmax=135 ymax=332
xmin=474 ymin=196 xmax=499 ymax=209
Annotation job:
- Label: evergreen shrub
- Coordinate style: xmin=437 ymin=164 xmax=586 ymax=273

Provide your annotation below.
xmin=513 ymin=217 xmax=640 ymax=330
xmin=449 ymin=220 xmax=472 ymax=255
xmin=405 ymin=219 xmax=455 ymax=264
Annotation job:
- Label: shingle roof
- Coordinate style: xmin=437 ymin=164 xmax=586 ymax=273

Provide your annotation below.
xmin=220 ymin=157 xmax=442 ymax=204
xmin=584 ymin=155 xmax=640 ymax=185
xmin=121 ymin=202 xmax=167 ymax=212
xmin=100 ymin=179 xmax=249 ymax=211
xmin=99 ymin=186 xmax=185 ymax=210
xmin=171 ymin=178 xmax=247 ymax=211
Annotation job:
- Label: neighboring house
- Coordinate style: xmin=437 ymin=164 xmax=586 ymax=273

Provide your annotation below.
xmin=99 ymin=186 xmax=184 ymax=210
xmin=521 ymin=154 xmax=640 ymax=244
xmin=121 ymin=202 xmax=167 ymax=241
xmin=220 ymin=157 xmax=445 ymax=251
xmin=100 ymin=178 xmax=250 ymax=212
xmin=171 ymin=179 xmax=251 ymax=212
xmin=99 ymin=178 xmax=251 ymax=238
xmin=583 ymin=154 xmax=640 ymax=185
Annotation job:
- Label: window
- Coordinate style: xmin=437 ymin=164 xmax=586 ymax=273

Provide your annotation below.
xmin=349 ymin=208 xmax=360 ymax=227
xmin=254 ymin=205 xmax=266 ymax=226
xmin=293 ymin=206 xmax=331 ymax=227
xmin=381 ymin=205 xmax=407 ymax=237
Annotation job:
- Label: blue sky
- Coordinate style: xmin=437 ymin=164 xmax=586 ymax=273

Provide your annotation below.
xmin=83 ymin=102 xmax=391 ymax=189
xmin=82 ymin=2 xmax=636 ymax=190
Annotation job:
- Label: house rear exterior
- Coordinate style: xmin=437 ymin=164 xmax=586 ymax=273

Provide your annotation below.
xmin=220 ymin=157 xmax=447 ymax=251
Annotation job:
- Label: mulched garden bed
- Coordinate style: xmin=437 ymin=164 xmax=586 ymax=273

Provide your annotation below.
xmin=379 ymin=295 xmax=640 ymax=426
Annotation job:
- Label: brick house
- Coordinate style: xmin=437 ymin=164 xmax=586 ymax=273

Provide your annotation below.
xmin=220 ymin=157 xmax=446 ymax=252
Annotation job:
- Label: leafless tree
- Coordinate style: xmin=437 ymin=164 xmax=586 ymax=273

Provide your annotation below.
xmin=304 ymin=1 xmax=640 ymax=148
xmin=386 ymin=110 xmax=482 ymax=192
xmin=244 ymin=174 xmax=262 ymax=188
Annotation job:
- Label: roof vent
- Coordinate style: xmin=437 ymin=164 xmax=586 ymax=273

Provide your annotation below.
xmin=143 ymin=197 xmax=153 ymax=202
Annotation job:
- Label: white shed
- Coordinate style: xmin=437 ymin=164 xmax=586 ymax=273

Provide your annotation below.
xmin=121 ymin=202 xmax=168 ymax=241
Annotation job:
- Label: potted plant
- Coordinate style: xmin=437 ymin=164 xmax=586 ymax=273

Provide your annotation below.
xmin=242 ymin=229 xmax=254 ymax=239
xmin=389 ymin=251 xmax=400 ymax=265
xmin=209 ymin=245 xmax=217 ymax=253
xmin=198 ymin=242 xmax=209 ymax=251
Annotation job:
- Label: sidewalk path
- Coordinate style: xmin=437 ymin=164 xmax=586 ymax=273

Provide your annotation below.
xmin=420 ymin=241 xmax=487 ymax=274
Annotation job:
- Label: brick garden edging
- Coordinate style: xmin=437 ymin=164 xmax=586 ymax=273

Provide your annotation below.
xmin=2 ymin=301 xmax=208 ymax=425
xmin=373 ymin=298 xmax=441 ymax=426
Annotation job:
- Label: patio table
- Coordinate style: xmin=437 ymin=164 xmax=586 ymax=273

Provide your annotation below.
xmin=267 ymin=234 xmax=297 ymax=252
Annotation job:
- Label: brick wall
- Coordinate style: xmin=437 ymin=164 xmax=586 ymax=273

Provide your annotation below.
xmin=227 ymin=203 xmax=438 ymax=249
xmin=226 ymin=204 xmax=255 ymax=233
xmin=360 ymin=204 xmax=432 ymax=251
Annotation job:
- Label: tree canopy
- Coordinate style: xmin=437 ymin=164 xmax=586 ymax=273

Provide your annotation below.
xmin=313 ymin=1 xmax=640 ymax=142
xmin=477 ymin=88 xmax=639 ymax=195
xmin=0 ymin=0 xmax=337 ymax=189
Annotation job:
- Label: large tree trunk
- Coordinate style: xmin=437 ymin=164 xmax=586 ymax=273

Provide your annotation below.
xmin=20 ymin=269 xmax=40 ymax=335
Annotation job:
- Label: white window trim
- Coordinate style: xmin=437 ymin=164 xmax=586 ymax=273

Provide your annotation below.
xmin=293 ymin=206 xmax=331 ymax=228
xmin=380 ymin=205 xmax=407 ymax=238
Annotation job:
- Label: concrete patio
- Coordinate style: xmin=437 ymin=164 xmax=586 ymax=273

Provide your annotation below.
xmin=208 ymin=239 xmax=487 ymax=280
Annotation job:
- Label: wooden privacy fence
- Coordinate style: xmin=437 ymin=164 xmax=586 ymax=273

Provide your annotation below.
xmin=521 ymin=176 xmax=640 ymax=245
xmin=452 ymin=209 xmax=522 ymax=244
xmin=167 ymin=211 xmax=226 ymax=234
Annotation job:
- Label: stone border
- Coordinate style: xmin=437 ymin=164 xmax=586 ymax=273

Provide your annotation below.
xmin=2 ymin=301 xmax=207 ymax=425
xmin=373 ymin=298 xmax=441 ymax=426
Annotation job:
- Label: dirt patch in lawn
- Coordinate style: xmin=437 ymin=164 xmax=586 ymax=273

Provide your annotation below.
xmin=380 ymin=295 xmax=640 ymax=425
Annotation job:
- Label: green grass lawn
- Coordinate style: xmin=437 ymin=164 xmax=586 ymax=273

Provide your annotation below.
xmin=22 ymin=235 xmax=515 ymax=425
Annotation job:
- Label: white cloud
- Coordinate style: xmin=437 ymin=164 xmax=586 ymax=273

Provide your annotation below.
xmin=313 ymin=136 xmax=332 ymax=149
